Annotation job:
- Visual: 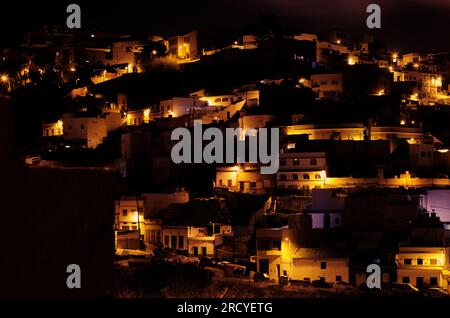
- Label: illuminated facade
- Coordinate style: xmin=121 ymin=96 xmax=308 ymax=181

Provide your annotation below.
xmin=311 ymin=73 xmax=343 ymax=100
xmin=277 ymin=152 xmax=327 ymax=192
xmin=162 ymin=225 xmax=233 ymax=257
xmin=43 ymin=120 xmax=63 ymax=137
xmin=215 ymin=165 xmax=274 ymax=194
xmin=396 ymin=247 xmax=450 ymax=292
xmin=62 ymin=110 xmax=122 ymax=148
xmin=256 ymin=215 xmax=349 ymax=283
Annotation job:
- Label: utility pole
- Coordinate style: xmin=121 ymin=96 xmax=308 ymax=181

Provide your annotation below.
xmin=135 ymin=193 xmax=142 ymax=249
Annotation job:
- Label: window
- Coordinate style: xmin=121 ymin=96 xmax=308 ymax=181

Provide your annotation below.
xmin=272 ymin=241 xmax=281 ymax=250
xmin=430 ymin=277 xmax=438 ymax=286
xmin=315 ymin=174 xmax=321 ymax=180
xmin=122 ymin=209 xmax=128 ymax=216
xmin=404 ymin=258 xmax=412 ymax=265
xmin=178 ymin=236 xmax=184 ymax=249
xmin=280 ymin=174 xmax=287 ymax=181
xmin=218 ymin=179 xmax=223 ymax=186
xmin=171 ymin=236 xmax=177 ymax=249
xmin=310 ymin=159 xmax=317 ymax=166
xmin=164 ymin=235 xmax=169 ymax=247
xmin=430 ymin=259 xmax=438 ymax=265
xmin=250 ymin=182 xmax=256 ymax=189
xmin=258 ymin=240 xmax=270 ymax=250
xmin=280 ymin=159 xmax=287 ymax=166
xmin=259 ymin=259 xmax=269 ymax=274
xmin=336 ymin=276 xmax=342 ymax=282
xmin=202 ymin=247 xmax=207 ymax=255
xmin=292 ymin=174 xmax=298 ymax=181
xmin=402 ymin=277 xmax=410 ymax=283
xmin=156 ymin=230 xmax=161 ymax=243
xmin=417 ymin=258 xmax=423 ymax=265
xmin=320 ymin=262 xmax=327 ymax=269
xmin=293 ymin=158 xmax=300 ymax=166
xmin=421 ymin=151 xmax=426 ymax=157
xmin=81 ymin=124 xmax=85 ymax=130
xmin=228 ymin=179 xmax=232 ymax=187
xmin=303 ymin=174 xmax=310 ymax=180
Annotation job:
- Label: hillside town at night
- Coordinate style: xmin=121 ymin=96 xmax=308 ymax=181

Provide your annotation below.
xmin=1 ymin=2 xmax=450 ymax=302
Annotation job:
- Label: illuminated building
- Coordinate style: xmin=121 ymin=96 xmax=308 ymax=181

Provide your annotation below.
xmin=256 ymin=214 xmax=349 ymax=282
xmin=62 ymin=110 xmax=122 ymax=148
xmin=42 ymin=120 xmax=64 ymax=137
xmin=161 ymin=199 xmax=233 ymax=258
xmin=215 ymin=164 xmax=273 ymax=194
xmin=311 ymin=73 xmax=343 ymax=100
xmin=396 ymin=247 xmax=450 ymax=292
xmin=277 ymin=152 xmax=327 ymax=193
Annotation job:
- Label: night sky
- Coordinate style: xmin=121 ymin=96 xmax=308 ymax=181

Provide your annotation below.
xmin=1 ymin=0 xmax=450 ymax=52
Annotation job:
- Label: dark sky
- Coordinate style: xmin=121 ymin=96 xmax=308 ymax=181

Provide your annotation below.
xmin=1 ymin=0 xmax=449 ymax=52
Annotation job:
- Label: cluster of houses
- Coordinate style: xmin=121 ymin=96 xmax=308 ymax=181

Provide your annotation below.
xmin=10 ymin=25 xmax=450 ymax=294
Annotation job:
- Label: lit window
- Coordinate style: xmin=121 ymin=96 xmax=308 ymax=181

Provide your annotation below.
xmin=303 ymin=174 xmax=310 ymax=180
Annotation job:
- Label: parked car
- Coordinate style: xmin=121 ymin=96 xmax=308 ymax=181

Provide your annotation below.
xmin=289 ymin=279 xmax=311 ymax=287
xmin=423 ymin=287 xmax=449 ymax=298
xmin=278 ymin=275 xmax=289 ymax=285
xmin=233 ymin=266 xmax=247 ymax=278
xmin=333 ymin=281 xmax=354 ymax=290
xmin=199 ymin=257 xmax=216 ymax=268
xmin=217 ymin=261 xmax=231 ymax=269
xmin=253 ymin=272 xmax=270 ymax=282
xmin=311 ymin=280 xmax=333 ymax=289
xmin=388 ymin=283 xmax=420 ymax=294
